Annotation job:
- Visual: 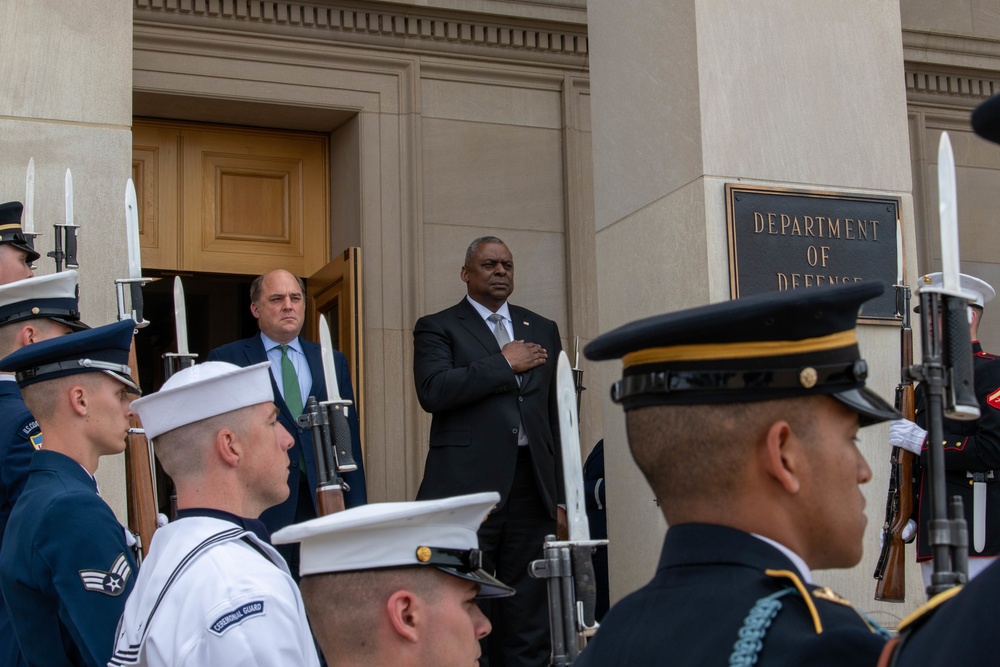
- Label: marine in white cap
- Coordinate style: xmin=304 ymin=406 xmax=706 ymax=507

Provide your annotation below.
xmin=0 ymin=270 xmax=88 ymax=667
xmin=272 ymin=492 xmax=514 ymax=667
xmin=889 ymin=271 xmax=1000 ymax=588
xmin=108 ymin=361 xmax=318 ymax=667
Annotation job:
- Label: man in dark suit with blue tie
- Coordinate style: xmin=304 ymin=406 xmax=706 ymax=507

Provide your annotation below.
xmin=207 ymin=269 xmax=366 ymax=577
xmin=413 ymin=236 xmax=564 ymax=667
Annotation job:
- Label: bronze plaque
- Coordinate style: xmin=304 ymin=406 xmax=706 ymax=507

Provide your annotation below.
xmin=726 ymin=184 xmax=901 ymax=322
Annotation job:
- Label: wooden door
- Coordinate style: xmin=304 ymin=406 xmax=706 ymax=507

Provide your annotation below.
xmin=307 ymin=248 xmax=364 ymax=448
xmin=132 ymin=120 xmax=329 ymax=277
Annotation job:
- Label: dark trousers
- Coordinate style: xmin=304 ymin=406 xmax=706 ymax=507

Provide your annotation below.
xmin=478 ymin=446 xmax=554 ymax=667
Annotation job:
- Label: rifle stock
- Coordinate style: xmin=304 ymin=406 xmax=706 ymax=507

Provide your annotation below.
xmin=124 ymin=341 xmax=158 ymax=560
xmin=874 ymin=286 xmax=915 ymax=601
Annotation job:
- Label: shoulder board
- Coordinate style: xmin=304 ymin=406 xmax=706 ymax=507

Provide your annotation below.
xmin=811 ymin=585 xmax=853 ymax=607
xmin=897 ymin=584 xmax=963 ymax=634
xmin=765 ymin=569 xmax=822 ymax=633
xmin=976 ymin=350 xmax=997 ymax=361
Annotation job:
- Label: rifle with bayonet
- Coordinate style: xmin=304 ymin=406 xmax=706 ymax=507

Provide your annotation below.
xmin=22 ymin=159 xmax=38 ymax=269
xmin=295 ymin=313 xmax=358 ymax=516
xmin=529 ymin=351 xmax=605 ymax=665
xmin=48 ymin=169 xmax=79 ymax=272
xmin=874 ymin=246 xmax=915 ymax=601
xmin=163 ymin=276 xmax=198 ymax=379
xmin=119 ymin=179 xmax=158 ymax=561
xmin=907 ymin=132 xmax=978 ymax=597
xmin=571 ymin=336 xmax=586 ymax=417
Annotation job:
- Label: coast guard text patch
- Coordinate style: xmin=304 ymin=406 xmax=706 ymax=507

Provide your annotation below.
xmin=209 ymin=601 xmax=266 ymax=635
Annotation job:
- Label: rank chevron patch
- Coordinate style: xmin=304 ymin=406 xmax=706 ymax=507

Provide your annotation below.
xmin=79 ymin=553 xmax=131 ymax=596
xmin=988 ymin=387 xmax=1000 ymax=410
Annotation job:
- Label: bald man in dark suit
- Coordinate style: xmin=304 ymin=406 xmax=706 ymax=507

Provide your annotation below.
xmin=414 ymin=236 xmax=563 ymax=667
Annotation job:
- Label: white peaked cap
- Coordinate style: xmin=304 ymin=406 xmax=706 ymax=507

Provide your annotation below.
xmin=272 ymin=492 xmax=515 ymax=598
xmin=131 ymin=361 xmax=274 ymax=440
xmin=921 ymin=272 xmax=996 ymax=308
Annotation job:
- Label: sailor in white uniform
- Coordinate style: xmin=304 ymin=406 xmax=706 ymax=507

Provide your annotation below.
xmin=108 ymin=361 xmax=320 ymax=667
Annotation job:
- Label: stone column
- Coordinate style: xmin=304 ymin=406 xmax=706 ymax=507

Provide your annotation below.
xmin=0 ymin=0 xmax=134 ymax=519
xmin=588 ymin=0 xmax=923 ymax=622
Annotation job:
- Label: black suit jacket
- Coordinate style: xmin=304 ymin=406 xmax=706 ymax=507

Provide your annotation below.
xmin=207 ymin=334 xmax=367 ymax=531
xmin=413 ymin=298 xmax=561 ymax=516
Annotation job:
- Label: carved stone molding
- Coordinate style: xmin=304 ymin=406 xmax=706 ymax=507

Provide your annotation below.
xmin=903 ymin=28 xmax=1000 ymax=107
xmin=134 ymin=0 xmax=588 ymax=67
xmin=905 ymin=67 xmax=1000 ymax=107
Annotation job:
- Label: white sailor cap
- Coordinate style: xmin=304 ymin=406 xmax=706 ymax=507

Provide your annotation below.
xmin=272 ymin=492 xmax=515 ymax=599
xmin=920 ymin=272 xmax=996 ymax=308
xmin=0 ymin=270 xmax=88 ymax=330
xmin=131 ymin=361 xmax=274 ymax=440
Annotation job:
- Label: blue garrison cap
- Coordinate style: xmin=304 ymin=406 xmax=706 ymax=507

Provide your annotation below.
xmin=0 ymin=319 xmax=139 ymax=392
xmin=0 ymin=202 xmax=40 ymax=263
xmin=584 ymin=282 xmax=899 ymax=425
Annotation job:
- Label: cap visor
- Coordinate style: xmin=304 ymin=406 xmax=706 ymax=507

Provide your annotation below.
xmin=438 ymin=566 xmax=515 ymax=599
xmin=6 ymin=241 xmax=40 ymax=263
xmin=833 ymin=386 xmax=899 ymax=426
xmin=103 ymin=369 xmax=141 ymax=395
xmin=50 ymin=316 xmax=90 ymax=332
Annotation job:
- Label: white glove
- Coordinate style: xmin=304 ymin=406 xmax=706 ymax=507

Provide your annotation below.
xmin=878 ymin=519 xmax=918 ymax=548
xmin=156 ymin=513 xmax=170 ymax=528
xmin=889 ymin=419 xmax=927 ymax=456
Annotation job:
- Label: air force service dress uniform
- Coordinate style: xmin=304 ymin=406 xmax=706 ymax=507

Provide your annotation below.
xmin=576 ymin=283 xmax=897 ymax=666
xmin=0 ymin=321 xmax=139 ymax=667
xmin=109 ymin=362 xmax=320 ymax=667
xmin=0 ymin=272 xmax=88 ymax=667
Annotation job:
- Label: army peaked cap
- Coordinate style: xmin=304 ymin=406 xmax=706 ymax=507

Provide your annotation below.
xmin=584 ymin=282 xmax=899 ymax=425
xmin=0 ymin=202 xmax=40 ymax=263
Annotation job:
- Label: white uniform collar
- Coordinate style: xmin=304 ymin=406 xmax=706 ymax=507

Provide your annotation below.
xmin=751 ymin=533 xmax=813 ymax=584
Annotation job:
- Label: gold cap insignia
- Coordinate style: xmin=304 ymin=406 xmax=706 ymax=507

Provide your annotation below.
xmin=799 ymin=367 xmax=818 ymax=389
xmin=416 ymin=546 xmax=432 ymax=563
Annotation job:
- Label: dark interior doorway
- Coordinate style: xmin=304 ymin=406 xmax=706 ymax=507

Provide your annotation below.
xmin=133 ymin=269 xmax=259 ymax=394
xmin=131 ymin=270 xmax=260 ymax=518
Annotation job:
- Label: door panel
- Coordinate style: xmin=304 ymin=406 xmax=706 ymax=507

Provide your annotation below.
xmin=308 ymin=248 xmax=364 ymax=449
xmin=133 ymin=120 xmax=329 ymax=276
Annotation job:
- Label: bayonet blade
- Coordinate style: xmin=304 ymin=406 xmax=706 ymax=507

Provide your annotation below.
xmin=938 ymin=132 xmax=961 ymax=294
xmin=124 ymin=179 xmax=147 ymax=327
xmin=557 ymin=350 xmax=590 ymax=542
xmin=64 ymin=169 xmax=74 ymax=228
xmin=173 ymin=276 xmax=190 ymax=356
xmin=319 ymin=313 xmax=344 ymax=402
xmin=24 ymin=159 xmax=35 ymax=236
xmin=125 ymin=180 xmax=142 ymax=280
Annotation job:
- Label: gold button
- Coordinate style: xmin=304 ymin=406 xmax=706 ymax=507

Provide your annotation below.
xmin=799 ymin=367 xmax=818 ymax=389
xmin=416 ymin=546 xmax=432 ymax=562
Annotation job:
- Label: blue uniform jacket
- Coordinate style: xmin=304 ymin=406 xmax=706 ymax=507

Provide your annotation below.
xmin=575 ymin=524 xmax=888 ymax=666
xmin=207 ymin=334 xmax=367 ymax=529
xmin=0 ymin=450 xmax=137 ymax=667
xmin=0 ymin=380 xmax=39 ymax=667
